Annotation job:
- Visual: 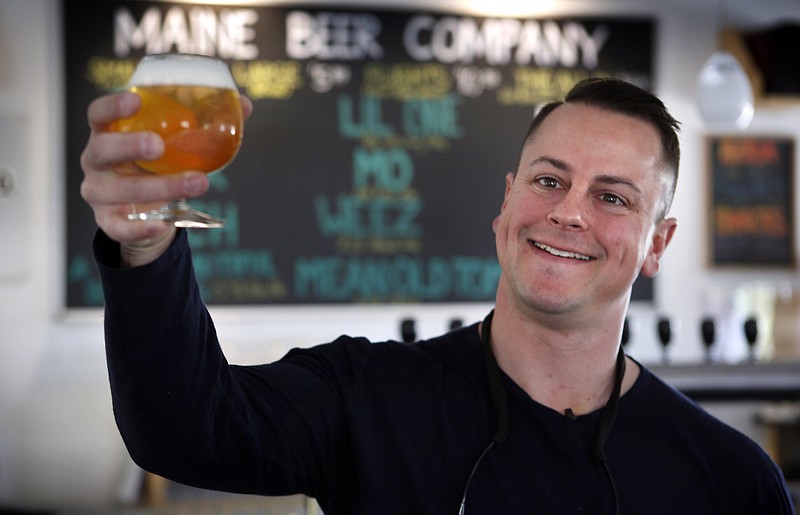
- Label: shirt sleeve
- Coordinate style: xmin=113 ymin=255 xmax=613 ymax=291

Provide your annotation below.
xmin=757 ymin=462 xmax=797 ymax=514
xmin=93 ymin=229 xmax=354 ymax=498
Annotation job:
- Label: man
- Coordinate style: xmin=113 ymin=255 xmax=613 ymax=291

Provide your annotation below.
xmin=81 ymin=78 xmax=796 ymax=514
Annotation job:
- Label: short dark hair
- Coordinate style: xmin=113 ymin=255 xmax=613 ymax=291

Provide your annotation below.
xmin=518 ymin=78 xmax=681 ymax=220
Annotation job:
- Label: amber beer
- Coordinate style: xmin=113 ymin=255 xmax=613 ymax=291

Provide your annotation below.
xmin=113 ymin=54 xmax=243 ymax=228
xmin=114 ymin=55 xmax=243 ymax=175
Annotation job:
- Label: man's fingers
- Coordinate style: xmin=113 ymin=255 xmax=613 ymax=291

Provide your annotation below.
xmin=97 ymin=205 xmax=174 ymax=244
xmin=82 ymin=93 xmax=164 ymax=173
xmin=81 ymin=130 xmax=164 ymax=171
xmin=81 ymin=170 xmax=209 ymax=207
xmin=87 ymin=91 xmax=140 ymax=130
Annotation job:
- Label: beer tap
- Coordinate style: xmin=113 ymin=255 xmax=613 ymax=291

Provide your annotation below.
xmin=400 ymin=318 xmax=416 ymax=344
xmin=743 ymin=317 xmax=758 ymax=362
xmin=700 ymin=317 xmax=716 ymax=364
xmin=657 ymin=317 xmax=672 ymax=364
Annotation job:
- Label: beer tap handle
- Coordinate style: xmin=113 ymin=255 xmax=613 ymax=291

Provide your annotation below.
xmin=657 ymin=317 xmax=672 ymax=364
xmin=700 ymin=317 xmax=716 ymax=363
xmin=400 ymin=318 xmax=416 ymax=344
xmin=743 ymin=317 xmax=758 ymax=362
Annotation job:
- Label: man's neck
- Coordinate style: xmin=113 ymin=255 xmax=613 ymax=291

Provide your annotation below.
xmin=487 ymin=303 xmax=637 ymax=416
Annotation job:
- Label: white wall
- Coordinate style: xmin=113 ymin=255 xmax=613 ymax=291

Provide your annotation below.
xmin=0 ymin=0 xmax=799 ymax=509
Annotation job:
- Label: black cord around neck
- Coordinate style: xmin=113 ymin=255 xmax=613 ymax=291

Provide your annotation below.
xmin=459 ymin=310 xmax=625 ymax=515
xmin=481 ymin=310 xmax=509 ymax=445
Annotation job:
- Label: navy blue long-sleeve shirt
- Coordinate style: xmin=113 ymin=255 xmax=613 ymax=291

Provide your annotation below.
xmin=95 ymin=229 xmax=795 ymax=514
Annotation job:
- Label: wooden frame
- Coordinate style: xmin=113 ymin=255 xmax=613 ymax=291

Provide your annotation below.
xmin=708 ymin=135 xmax=796 ymax=267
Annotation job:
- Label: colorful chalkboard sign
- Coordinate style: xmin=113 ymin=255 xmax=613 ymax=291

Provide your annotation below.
xmin=64 ymin=1 xmax=656 ymax=306
xmin=708 ymin=136 xmax=796 ymax=267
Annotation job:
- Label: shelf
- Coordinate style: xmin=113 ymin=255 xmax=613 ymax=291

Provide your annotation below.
xmin=650 ymin=362 xmax=800 ymax=401
xmin=720 ymin=28 xmax=800 ymax=107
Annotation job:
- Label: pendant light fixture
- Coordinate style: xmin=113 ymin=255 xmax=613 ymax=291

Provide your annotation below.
xmin=696 ymin=0 xmax=754 ymax=130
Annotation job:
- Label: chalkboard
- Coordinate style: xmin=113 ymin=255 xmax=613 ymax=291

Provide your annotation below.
xmin=709 ymin=136 xmax=796 ymax=267
xmin=64 ymin=1 xmax=656 ymax=306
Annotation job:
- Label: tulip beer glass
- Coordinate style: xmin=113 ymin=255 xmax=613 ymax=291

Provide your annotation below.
xmin=114 ymin=53 xmax=243 ymax=228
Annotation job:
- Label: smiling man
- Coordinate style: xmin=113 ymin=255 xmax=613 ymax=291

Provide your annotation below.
xmin=490 ymin=83 xmax=678 ymax=417
xmin=81 ymin=78 xmax=796 ymax=514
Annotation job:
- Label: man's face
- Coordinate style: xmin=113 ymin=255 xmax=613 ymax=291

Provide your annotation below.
xmin=493 ymin=103 xmax=677 ymax=322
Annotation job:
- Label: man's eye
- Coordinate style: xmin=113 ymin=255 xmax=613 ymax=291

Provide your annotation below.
xmin=601 ymin=193 xmax=626 ymax=206
xmin=536 ymin=177 xmax=560 ymax=189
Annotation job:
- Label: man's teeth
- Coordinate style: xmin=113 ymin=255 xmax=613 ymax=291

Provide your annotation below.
xmin=534 ymin=242 xmax=592 ymax=261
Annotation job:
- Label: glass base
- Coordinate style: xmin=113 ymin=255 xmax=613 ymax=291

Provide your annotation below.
xmin=128 ymin=199 xmax=224 ymax=228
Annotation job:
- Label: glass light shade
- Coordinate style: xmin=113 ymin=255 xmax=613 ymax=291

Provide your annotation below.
xmin=697 ymin=50 xmax=754 ymax=130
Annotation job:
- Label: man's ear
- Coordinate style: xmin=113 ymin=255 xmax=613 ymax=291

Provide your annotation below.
xmin=492 ymin=172 xmax=515 ymax=233
xmin=640 ymin=218 xmax=677 ymax=278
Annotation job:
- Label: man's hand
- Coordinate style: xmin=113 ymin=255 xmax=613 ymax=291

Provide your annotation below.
xmin=80 ymin=91 xmax=252 ymax=267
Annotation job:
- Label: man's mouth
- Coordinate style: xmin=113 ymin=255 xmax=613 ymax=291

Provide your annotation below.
xmin=533 ymin=241 xmax=594 ymax=261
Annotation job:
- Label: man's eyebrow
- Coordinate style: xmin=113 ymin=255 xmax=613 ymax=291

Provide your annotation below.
xmin=596 ymin=175 xmax=644 ymax=196
xmin=527 ymin=156 xmax=571 ymax=172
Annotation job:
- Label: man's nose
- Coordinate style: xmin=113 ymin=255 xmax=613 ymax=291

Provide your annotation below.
xmin=547 ymin=191 xmax=589 ymax=230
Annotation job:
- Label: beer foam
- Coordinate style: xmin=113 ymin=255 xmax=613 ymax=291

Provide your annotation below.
xmin=129 ymin=54 xmax=237 ymax=89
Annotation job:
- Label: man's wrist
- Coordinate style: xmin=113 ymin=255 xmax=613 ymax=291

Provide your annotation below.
xmin=119 ymin=227 xmax=177 ymax=268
